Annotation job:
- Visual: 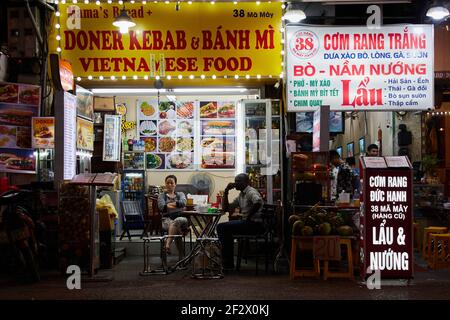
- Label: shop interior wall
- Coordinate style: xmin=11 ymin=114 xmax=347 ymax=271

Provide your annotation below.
xmin=115 ymin=94 xmax=257 ymax=203
xmin=392 ymin=112 xmax=422 ymax=162
xmin=331 ymin=111 xmax=394 ymax=163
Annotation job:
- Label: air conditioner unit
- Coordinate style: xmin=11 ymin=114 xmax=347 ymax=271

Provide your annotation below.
xmin=7 ymin=6 xmax=40 ymax=58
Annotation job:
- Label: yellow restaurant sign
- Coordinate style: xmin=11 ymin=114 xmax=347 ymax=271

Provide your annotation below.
xmin=49 ymin=2 xmax=282 ymax=80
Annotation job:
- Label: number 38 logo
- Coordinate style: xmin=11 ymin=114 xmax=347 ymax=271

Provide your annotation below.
xmin=289 ymin=30 xmax=319 ymax=59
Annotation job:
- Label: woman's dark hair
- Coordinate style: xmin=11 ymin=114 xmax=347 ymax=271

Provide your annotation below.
xmin=165 ymin=175 xmax=177 ymax=184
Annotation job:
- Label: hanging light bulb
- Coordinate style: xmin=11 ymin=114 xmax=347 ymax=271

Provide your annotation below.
xmin=426 ymin=2 xmax=449 ymax=20
xmin=282 ymin=3 xmax=306 ymax=23
xmin=113 ymin=4 xmax=137 ymax=34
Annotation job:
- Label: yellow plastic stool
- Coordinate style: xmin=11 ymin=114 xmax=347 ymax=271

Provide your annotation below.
xmin=428 ymin=234 xmax=450 ymax=270
xmin=323 ymin=238 xmax=353 ymax=280
xmin=422 ymin=227 xmax=448 ymax=260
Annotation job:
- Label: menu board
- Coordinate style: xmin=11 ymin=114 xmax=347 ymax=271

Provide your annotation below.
xmin=384 ymin=156 xmax=410 ymax=168
xmin=103 ymin=115 xmax=122 ymax=162
xmin=76 ymin=117 xmax=94 ymax=151
xmin=0 ymin=82 xmax=40 ymax=174
xmin=76 ymin=85 xmax=94 ymax=121
xmin=32 ymin=117 xmax=55 ymax=149
xmin=137 ymin=99 xmax=236 ymax=170
xmin=362 ymin=156 xmax=388 ymax=169
xmin=200 ymin=101 xmax=236 ymax=169
xmin=64 ymin=92 xmax=77 ymax=180
xmin=138 ymin=99 xmax=196 ymax=170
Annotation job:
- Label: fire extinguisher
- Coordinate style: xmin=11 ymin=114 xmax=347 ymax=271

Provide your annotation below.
xmin=378 ymin=125 xmax=382 ymax=156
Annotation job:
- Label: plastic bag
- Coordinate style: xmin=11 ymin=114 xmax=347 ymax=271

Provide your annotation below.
xmin=96 ymin=194 xmax=118 ymax=230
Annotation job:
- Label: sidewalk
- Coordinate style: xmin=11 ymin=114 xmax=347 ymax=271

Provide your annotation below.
xmin=1 ymin=253 xmax=450 ymax=300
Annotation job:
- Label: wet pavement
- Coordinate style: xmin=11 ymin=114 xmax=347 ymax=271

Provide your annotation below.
xmin=0 ymin=253 xmax=450 ymax=300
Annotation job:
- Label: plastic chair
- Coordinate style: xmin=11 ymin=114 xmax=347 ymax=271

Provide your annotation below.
xmin=428 ymin=233 xmax=450 ymax=270
xmin=422 ymin=226 xmax=448 ymax=260
xmin=120 ymin=200 xmax=145 ymax=241
xmin=235 ymin=202 xmax=280 ymax=274
xmin=143 ymin=195 xmax=162 ymax=237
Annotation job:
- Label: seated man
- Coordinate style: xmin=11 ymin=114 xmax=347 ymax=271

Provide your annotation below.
xmin=217 ymin=173 xmax=264 ymax=270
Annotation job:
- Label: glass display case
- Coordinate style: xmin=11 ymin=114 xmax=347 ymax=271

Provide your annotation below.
xmin=289 ymin=151 xmax=330 ymax=205
xmin=123 ymin=151 xmax=145 ymax=170
xmin=241 ymin=99 xmax=282 ymax=204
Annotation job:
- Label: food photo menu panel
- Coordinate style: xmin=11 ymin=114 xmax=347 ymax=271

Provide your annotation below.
xmin=137 ymin=100 xmax=236 ymax=170
xmin=0 ymin=82 xmax=40 ymax=174
xmin=138 ymin=99 xmax=196 ymax=170
xmin=200 ymin=101 xmax=236 ymax=169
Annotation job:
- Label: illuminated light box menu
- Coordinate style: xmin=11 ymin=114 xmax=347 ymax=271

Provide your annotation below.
xmin=360 ymin=156 xmax=413 ymax=279
xmin=64 ymin=92 xmax=77 ymax=180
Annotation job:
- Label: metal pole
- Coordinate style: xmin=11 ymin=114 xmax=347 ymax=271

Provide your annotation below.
xmin=90 ymin=185 xmax=96 ymax=277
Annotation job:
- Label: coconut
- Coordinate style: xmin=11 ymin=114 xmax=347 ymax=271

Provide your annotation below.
xmin=337 ymin=225 xmax=353 ymax=236
xmin=319 ymin=222 xmax=332 ymax=235
xmin=292 ymin=220 xmax=305 ymax=236
xmin=301 ymin=226 xmax=314 ymax=236
xmin=288 ymin=214 xmax=302 ymax=226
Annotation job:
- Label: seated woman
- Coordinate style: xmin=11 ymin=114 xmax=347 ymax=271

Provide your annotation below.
xmin=157 ymin=175 xmax=189 ymax=255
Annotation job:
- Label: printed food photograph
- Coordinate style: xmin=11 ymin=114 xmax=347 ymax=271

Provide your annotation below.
xmin=146 ymin=153 xmax=164 ymax=169
xmin=167 ymin=153 xmax=193 ymax=169
xmin=138 ymin=100 xmax=157 ymax=118
xmin=176 ymin=101 xmax=194 ymax=119
xmin=0 ymin=107 xmax=34 ymax=126
xmin=141 ymin=137 xmax=157 ymax=152
xmin=201 ymin=120 xmax=235 ymax=136
xmin=18 ymin=85 xmax=40 ymax=106
xmin=0 ymin=125 xmax=17 ymax=148
xmin=76 ymin=89 xmax=94 ymax=120
xmin=200 ymin=101 xmax=218 ymax=118
xmin=159 ymin=101 xmax=176 ymax=119
xmin=33 ymin=122 xmax=54 ymax=139
xmin=176 ymin=137 xmax=194 ymax=152
xmin=0 ymin=84 xmax=19 ymax=103
xmin=76 ymin=118 xmax=94 ymax=151
xmin=201 ymin=151 xmax=235 ymax=168
xmin=177 ymin=120 xmax=193 ymax=136
xmin=16 ymin=127 xmax=31 ymax=148
xmin=218 ymin=102 xmax=235 ymax=118
xmin=158 ymin=120 xmax=176 ymax=135
xmin=0 ymin=148 xmax=35 ymax=173
xmin=139 ymin=120 xmax=157 ymax=136
xmin=200 ymin=137 xmax=235 ymax=151
xmin=158 ymin=137 xmax=176 ymax=152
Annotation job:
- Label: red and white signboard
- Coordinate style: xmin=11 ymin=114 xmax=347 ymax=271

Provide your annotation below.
xmin=286 ymin=25 xmax=434 ymax=112
xmin=360 ymin=156 xmax=413 ymax=279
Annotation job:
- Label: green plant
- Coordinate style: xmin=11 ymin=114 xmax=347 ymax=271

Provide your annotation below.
xmin=422 ymin=154 xmax=439 ymax=175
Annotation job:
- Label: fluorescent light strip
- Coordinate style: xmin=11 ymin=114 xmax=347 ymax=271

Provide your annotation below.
xmin=173 ymin=88 xmax=248 ymax=93
xmin=91 ymin=88 xmax=248 ymax=94
xmin=91 ymin=88 xmax=166 ymax=94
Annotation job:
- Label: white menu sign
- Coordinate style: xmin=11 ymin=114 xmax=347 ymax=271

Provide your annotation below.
xmin=286 ymin=25 xmax=434 ymax=111
xmin=103 ymin=115 xmax=122 ymax=162
xmin=63 ymin=92 xmax=77 ymax=180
